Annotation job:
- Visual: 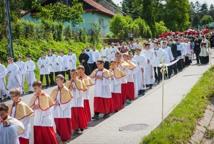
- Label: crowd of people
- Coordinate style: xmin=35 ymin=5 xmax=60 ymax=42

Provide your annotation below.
xmin=0 ymin=31 xmax=213 ymax=144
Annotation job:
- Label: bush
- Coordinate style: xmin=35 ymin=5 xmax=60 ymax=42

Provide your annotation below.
xmin=133 ymin=18 xmax=152 ymax=38
xmin=200 ymin=15 xmax=214 ymax=26
xmin=0 ymin=38 xmax=91 ymax=62
xmin=155 ymin=21 xmax=169 ymax=37
xmin=110 ymin=15 xmax=152 ymax=39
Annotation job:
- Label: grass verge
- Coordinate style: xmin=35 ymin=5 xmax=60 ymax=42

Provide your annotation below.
xmin=141 ymin=67 xmax=214 ymax=144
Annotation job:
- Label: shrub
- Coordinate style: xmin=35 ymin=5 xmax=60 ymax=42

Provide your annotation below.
xmin=155 ymin=21 xmax=169 ymax=37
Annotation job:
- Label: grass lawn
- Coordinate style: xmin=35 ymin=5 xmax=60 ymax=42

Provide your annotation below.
xmin=141 ymin=67 xmax=214 ymax=144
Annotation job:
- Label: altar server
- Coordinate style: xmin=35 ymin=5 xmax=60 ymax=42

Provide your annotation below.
xmin=77 ymin=65 xmax=94 ymax=122
xmin=50 ymin=75 xmax=73 ymax=142
xmin=25 ymin=56 xmax=36 ymax=93
xmin=7 ymin=57 xmax=22 ymax=96
xmin=0 ymin=61 xmax=7 ymax=100
xmin=0 ymin=103 xmax=25 ymax=144
xmin=29 ymin=81 xmax=58 ymax=144
xmin=37 ymin=54 xmax=50 ymax=87
xmin=16 ymin=56 xmax=27 ymax=92
xmin=142 ymin=43 xmax=155 ymax=89
xmin=66 ymin=70 xmax=88 ymax=133
xmin=133 ymin=48 xmax=146 ymax=95
xmin=9 ymin=89 xmax=33 ymax=144
xmin=90 ymin=59 xmax=112 ymax=119
xmin=109 ymin=59 xmax=125 ymax=112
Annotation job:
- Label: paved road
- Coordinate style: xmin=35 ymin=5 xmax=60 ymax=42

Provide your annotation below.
xmin=70 ymin=61 xmax=214 ymax=143
xmin=4 ymin=55 xmax=214 ymax=144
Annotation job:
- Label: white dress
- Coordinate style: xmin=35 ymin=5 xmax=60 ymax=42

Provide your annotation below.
xmin=94 ymin=71 xmax=112 ymax=98
xmin=0 ymin=64 xmax=7 ymax=96
xmin=7 ymin=63 xmax=21 ymax=90
xmin=25 ymin=60 xmax=36 ymax=91
xmin=53 ymin=91 xmax=72 ymax=118
xmin=37 ymin=57 xmax=50 ymax=75
xmin=142 ymin=49 xmax=155 ymax=85
xmin=33 ymin=99 xmax=54 ymax=127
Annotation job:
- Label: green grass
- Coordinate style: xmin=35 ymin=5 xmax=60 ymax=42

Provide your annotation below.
xmin=141 ymin=67 xmax=214 ymax=144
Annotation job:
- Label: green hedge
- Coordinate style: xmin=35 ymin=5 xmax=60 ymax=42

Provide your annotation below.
xmin=142 ymin=67 xmax=214 ymax=144
xmin=0 ymin=38 xmax=92 ymax=62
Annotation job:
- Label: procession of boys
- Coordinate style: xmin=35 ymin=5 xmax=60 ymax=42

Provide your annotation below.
xmin=0 ymin=31 xmax=214 ymax=144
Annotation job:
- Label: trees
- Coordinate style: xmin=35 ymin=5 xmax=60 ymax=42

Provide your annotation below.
xmin=164 ymin=0 xmax=190 ymax=31
xmin=190 ymin=1 xmax=214 ymax=27
xmin=122 ymin=0 xmax=144 ymax=19
xmin=142 ymin=0 xmax=156 ymax=36
xmin=200 ymin=15 xmax=214 ymax=25
xmin=34 ymin=0 xmax=83 ymax=25
xmin=110 ymin=14 xmax=130 ymax=40
xmin=155 ymin=21 xmax=169 ymax=36
xmin=110 ymin=14 xmax=152 ymax=39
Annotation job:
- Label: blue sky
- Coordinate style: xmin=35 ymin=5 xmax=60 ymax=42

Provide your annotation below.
xmin=112 ymin=0 xmax=213 ymax=6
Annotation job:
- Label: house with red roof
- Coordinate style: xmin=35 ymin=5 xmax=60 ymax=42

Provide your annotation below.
xmin=23 ymin=0 xmax=118 ymax=36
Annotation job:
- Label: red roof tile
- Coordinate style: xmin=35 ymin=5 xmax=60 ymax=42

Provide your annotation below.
xmin=84 ymin=0 xmax=115 ymax=16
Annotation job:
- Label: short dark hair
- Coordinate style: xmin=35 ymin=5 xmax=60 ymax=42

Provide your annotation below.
xmin=33 ymin=81 xmax=42 ymax=87
xmin=0 ymin=103 xmax=9 ymax=112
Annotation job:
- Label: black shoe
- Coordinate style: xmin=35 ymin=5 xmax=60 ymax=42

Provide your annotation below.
xmin=92 ymin=114 xmax=99 ymax=120
xmin=103 ymin=114 xmax=110 ymax=119
xmin=28 ymin=91 xmax=33 ymax=94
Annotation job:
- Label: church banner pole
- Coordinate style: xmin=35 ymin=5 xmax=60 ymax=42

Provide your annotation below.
xmin=161 ymin=64 xmax=166 ymax=121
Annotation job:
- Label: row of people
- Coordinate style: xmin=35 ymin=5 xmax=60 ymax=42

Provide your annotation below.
xmin=0 ymin=39 xmax=195 ymax=143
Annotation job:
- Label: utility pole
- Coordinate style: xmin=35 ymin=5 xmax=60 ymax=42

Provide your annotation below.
xmin=4 ymin=0 xmax=14 ymax=58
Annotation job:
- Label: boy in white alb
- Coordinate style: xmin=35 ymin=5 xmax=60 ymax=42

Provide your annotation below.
xmin=77 ymin=66 xmax=94 ymax=122
xmin=109 ymin=59 xmax=125 ymax=112
xmin=25 ymin=56 xmax=36 ymax=93
xmin=90 ymin=59 xmax=112 ymax=119
xmin=0 ymin=61 xmax=7 ymax=100
xmin=9 ymin=89 xmax=33 ymax=144
xmin=29 ymin=81 xmax=58 ymax=144
xmin=0 ymin=103 xmax=25 ymax=144
xmin=66 ymin=70 xmax=88 ymax=134
xmin=50 ymin=75 xmax=73 ymax=142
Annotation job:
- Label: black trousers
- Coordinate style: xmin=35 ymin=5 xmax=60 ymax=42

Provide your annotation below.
xmin=154 ymin=67 xmax=162 ymax=83
xmin=49 ymin=72 xmax=55 ymax=85
xmin=177 ymin=59 xmax=184 ymax=71
xmin=167 ymin=66 xmax=172 ymax=78
xmin=104 ymin=61 xmax=110 ymax=70
xmin=40 ymin=74 xmax=49 ymax=87
xmin=67 ymin=70 xmax=71 ymax=80
xmin=171 ymin=62 xmax=178 ymax=75
xmin=195 ymin=53 xmax=200 ymax=64
xmin=88 ymin=63 xmax=95 ymax=75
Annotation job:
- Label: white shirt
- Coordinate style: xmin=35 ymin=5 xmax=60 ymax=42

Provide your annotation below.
xmin=33 ymin=99 xmax=54 ymax=127
xmin=53 ymin=91 xmax=72 ymax=118
xmin=37 ymin=57 xmax=50 ymax=75
xmin=16 ymin=61 xmax=26 ymax=75
xmin=25 ymin=60 xmax=36 ymax=72
xmin=94 ymin=70 xmax=112 ymax=98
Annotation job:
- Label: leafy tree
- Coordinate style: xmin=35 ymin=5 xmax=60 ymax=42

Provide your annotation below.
xmin=122 ymin=0 xmax=144 ymax=19
xmin=34 ymin=0 xmax=83 ymax=25
xmin=164 ymin=0 xmax=190 ymax=31
xmin=155 ymin=21 xmax=169 ymax=36
xmin=200 ymin=3 xmax=208 ymax=15
xmin=142 ymin=0 xmax=156 ymax=36
xmin=133 ymin=18 xmax=152 ymax=38
xmin=200 ymin=15 xmax=214 ymax=26
xmin=209 ymin=4 xmax=214 ymax=19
